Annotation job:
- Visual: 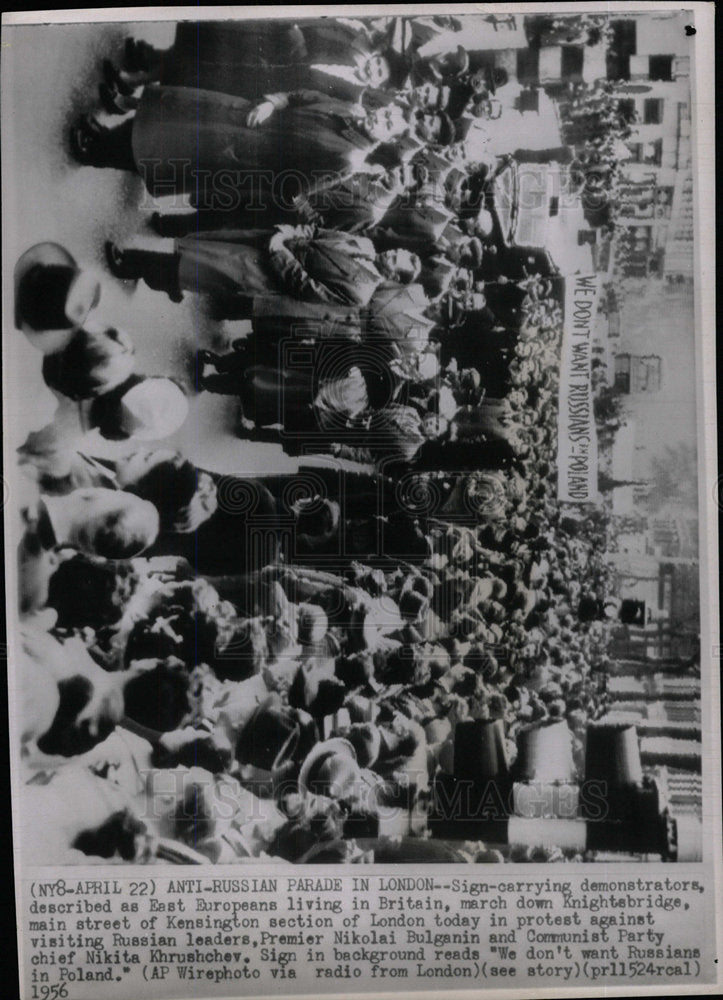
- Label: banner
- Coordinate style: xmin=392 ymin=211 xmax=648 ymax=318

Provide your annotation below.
xmin=557 ymin=274 xmax=600 ymax=503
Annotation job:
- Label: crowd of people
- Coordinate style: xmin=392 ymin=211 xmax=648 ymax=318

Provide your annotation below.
xmin=15 ymin=15 xmax=626 ymax=865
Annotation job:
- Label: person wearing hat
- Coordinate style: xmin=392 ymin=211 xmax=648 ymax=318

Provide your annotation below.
xmin=70 ymin=86 xmax=418 ymax=213
xmin=28 ymin=487 xmax=159 ymax=560
xmin=267 ymin=792 xmax=348 ymax=862
xmin=104 ymin=226 xmax=420 ymax=315
xmin=413 ymin=411 xmax=517 ymax=473
xmin=18 ymin=485 xmax=159 ymax=615
xmin=370 ymin=196 xmax=460 ymax=256
xmin=288 ymin=657 xmax=346 ymax=727
xmin=15 ymin=242 xmax=102 ymax=355
xmin=235 ymin=694 xmax=316 ymax=792
xmin=363 ymin=280 xmax=435 ymax=368
xmin=148 ymin=163 xmax=410 ymax=240
xmin=418 ymin=44 xmax=469 ymax=86
xmin=117 ymin=450 xmax=281 ymax=577
xmin=297 ymin=737 xmax=382 ymax=826
xmin=412 ymin=109 xmax=456 ymax=148
xmin=297 ymin=739 xmax=359 ymax=802
xmin=419 ymin=255 xmax=459 ymax=304
xmin=41 ymin=325 xmax=136 ymax=402
xmin=197 ymin=350 xmax=371 ymax=451
xmin=19 ymin=374 xmax=188 ymax=466
xmin=372 ymin=715 xmax=430 ymax=819
xmin=328 ymin=401 xmax=430 ymax=474
xmin=292 ymin=166 xmax=411 ymax=236
xmin=443 ymin=64 xmax=510 ymax=121
xmin=20 ymin=624 xmax=129 ymax=760
xmin=446 ymin=235 xmax=484 ymax=270
xmin=44 ymin=552 xmax=139 ymax=632
xmin=405 ymin=79 xmax=450 ymax=109
xmin=114 ymin=449 xmax=217 ymax=533
xmin=84 ymin=374 xmax=189 ymax=442
xmin=102 ymin=18 xmax=409 ymax=110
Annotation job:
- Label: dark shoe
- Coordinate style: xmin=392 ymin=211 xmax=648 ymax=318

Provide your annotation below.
xmin=69 ymin=114 xmax=104 ymax=165
xmin=196 ymin=350 xmax=215 ymax=367
xmin=98 ymin=82 xmax=126 ymax=116
xmin=104 ymin=240 xmax=137 ymax=281
xmin=148 ymin=211 xmax=164 ymax=235
xmin=123 ymin=38 xmax=142 ymax=71
xmin=147 ymin=211 xmax=194 ymax=237
xmin=102 ymin=58 xmax=133 ymax=96
xmin=123 ymin=37 xmax=156 ymax=73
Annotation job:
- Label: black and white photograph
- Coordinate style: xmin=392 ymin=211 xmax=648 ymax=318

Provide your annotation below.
xmin=1 ymin=4 xmax=719 ymax=998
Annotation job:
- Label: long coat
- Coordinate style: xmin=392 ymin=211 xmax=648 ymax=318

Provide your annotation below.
xmin=176 ymin=228 xmax=383 ymax=307
xmin=132 ymin=87 xmax=380 ymax=208
xmin=251 ymin=296 xmax=363 ymax=349
xmin=161 ymin=19 xmax=378 ymax=102
xmin=248 ymin=280 xmax=431 ymax=358
xmin=365 ymin=281 xmax=431 ymax=339
xmin=145 ymin=473 xmax=279 ymax=577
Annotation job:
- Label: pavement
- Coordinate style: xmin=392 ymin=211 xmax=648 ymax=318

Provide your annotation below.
xmin=2 ymin=19 xmax=299 ymax=474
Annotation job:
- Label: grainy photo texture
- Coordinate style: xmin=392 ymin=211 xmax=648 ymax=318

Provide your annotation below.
xmin=1 ymin=5 xmax=718 ymax=999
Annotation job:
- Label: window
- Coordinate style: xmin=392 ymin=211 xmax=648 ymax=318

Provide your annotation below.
xmin=611 ymin=20 xmax=637 ymax=55
xmin=614 ymin=354 xmax=661 ymax=394
xmin=648 ymin=56 xmax=673 ymax=82
xmin=518 ymin=89 xmax=540 ymax=114
xmin=643 ymin=138 xmax=663 ymax=166
xmin=614 ymin=354 xmax=631 ymax=393
xmin=607 ymin=53 xmax=630 ymax=81
xmin=631 ymin=355 xmax=662 ymax=393
xmin=618 ymin=99 xmax=636 ymax=122
xmin=561 ymin=45 xmax=584 ymax=82
xmin=516 ymin=48 xmax=539 ymax=86
xmin=643 ymin=98 xmax=664 ymax=124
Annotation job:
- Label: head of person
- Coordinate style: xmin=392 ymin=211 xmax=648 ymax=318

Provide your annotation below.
xmin=459 ymin=289 xmax=487 ymax=311
xmin=358 ymin=51 xmax=391 ymax=89
xmin=407 ymin=81 xmax=447 ymax=111
xmin=428 ymin=45 xmax=469 ymax=81
xmin=293 ymin=497 xmax=341 ymax=553
xmin=46 ymin=552 xmax=138 ymax=628
xmin=41 ymin=324 xmax=135 ymax=401
xmin=454 ymin=236 xmax=484 ymax=269
xmin=377 ymin=164 xmax=410 ymax=195
xmin=413 ymin=344 xmax=441 ymax=381
xmin=89 ymin=375 xmax=189 ymax=442
xmin=14 ymin=241 xmax=102 ymax=354
xmin=413 ymin=110 xmax=455 ymax=146
xmin=472 ymin=207 xmax=495 ymax=240
xmin=422 ymin=412 xmax=449 ymax=440
xmin=375 ymin=248 xmax=421 ymax=284
xmin=365 ymin=103 xmax=409 ymax=142
xmin=449 ymin=266 xmax=473 ymax=296
xmin=420 ymin=257 xmax=457 ymax=301
xmin=446 ymin=168 xmax=487 ymax=216
xmin=298 ymin=738 xmax=362 ymax=803
xmin=115 ymin=449 xmax=217 ymax=533
xmin=122 ymin=659 xmax=190 ymax=733
xmin=45 ymin=487 xmax=159 ymax=559
xmin=460 ymin=367 xmax=482 ymax=395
